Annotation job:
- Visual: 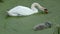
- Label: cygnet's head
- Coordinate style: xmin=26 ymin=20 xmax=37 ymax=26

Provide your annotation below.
xmin=45 ymin=21 xmax=52 ymax=28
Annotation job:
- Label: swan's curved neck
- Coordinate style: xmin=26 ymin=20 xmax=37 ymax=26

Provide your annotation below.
xmin=31 ymin=3 xmax=46 ymax=11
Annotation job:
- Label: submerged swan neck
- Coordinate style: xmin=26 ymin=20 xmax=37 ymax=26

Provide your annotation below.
xmin=31 ymin=3 xmax=48 ymax=13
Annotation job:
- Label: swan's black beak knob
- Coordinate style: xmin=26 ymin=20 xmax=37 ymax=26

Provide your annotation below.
xmin=44 ymin=9 xmax=48 ymax=14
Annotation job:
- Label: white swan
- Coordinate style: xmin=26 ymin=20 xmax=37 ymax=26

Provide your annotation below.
xmin=7 ymin=3 xmax=48 ymax=16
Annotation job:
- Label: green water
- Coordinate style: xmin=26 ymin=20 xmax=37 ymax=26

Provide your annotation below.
xmin=0 ymin=0 xmax=60 ymax=34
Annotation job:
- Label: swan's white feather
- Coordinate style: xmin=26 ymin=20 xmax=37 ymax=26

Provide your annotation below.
xmin=7 ymin=3 xmax=47 ymax=16
xmin=8 ymin=6 xmax=38 ymax=16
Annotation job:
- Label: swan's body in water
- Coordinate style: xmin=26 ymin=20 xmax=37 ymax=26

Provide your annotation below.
xmin=8 ymin=3 xmax=48 ymax=16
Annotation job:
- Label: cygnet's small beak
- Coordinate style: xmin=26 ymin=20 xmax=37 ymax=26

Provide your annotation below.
xmin=44 ymin=9 xmax=48 ymax=14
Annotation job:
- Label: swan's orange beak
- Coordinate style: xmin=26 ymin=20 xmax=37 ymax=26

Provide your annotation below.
xmin=44 ymin=9 xmax=48 ymax=14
